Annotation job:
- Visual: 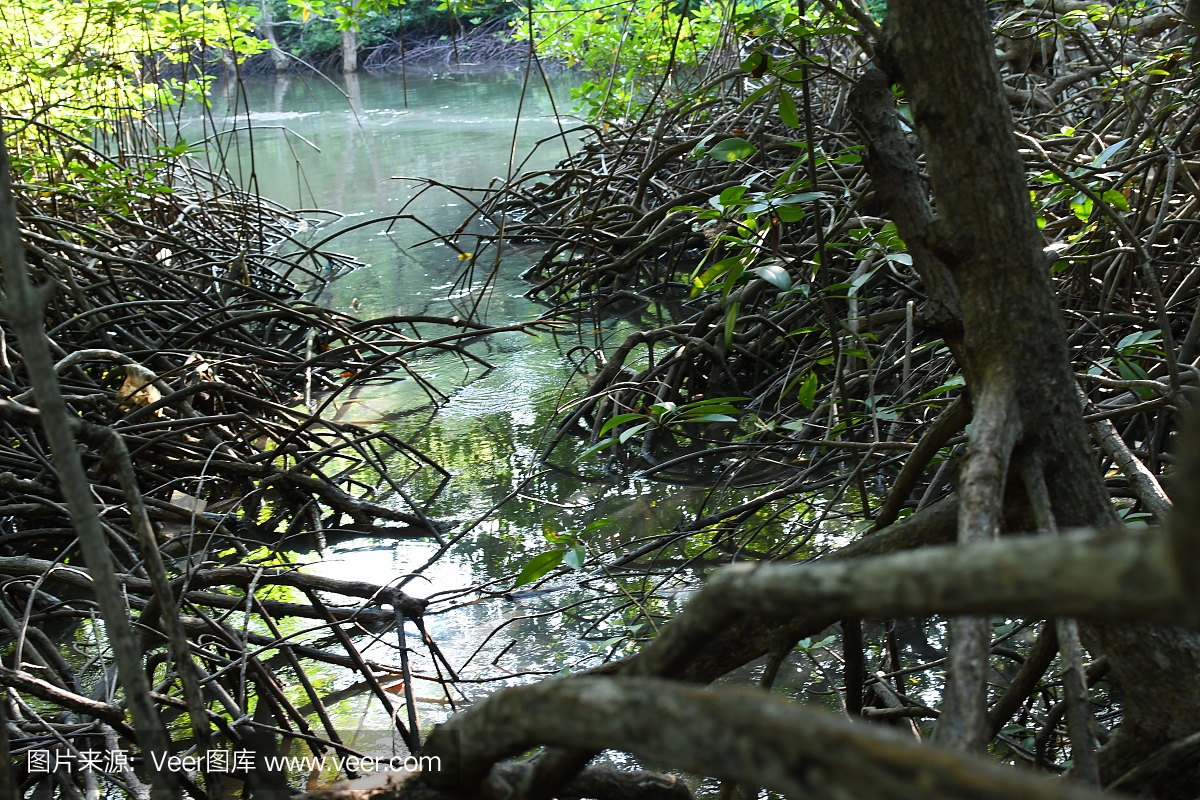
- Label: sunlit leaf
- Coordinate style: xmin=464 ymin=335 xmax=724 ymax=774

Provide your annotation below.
xmin=754 ymin=263 xmax=793 ymax=290
xmin=1102 ymin=189 xmax=1130 ymax=212
xmin=564 ymin=544 xmax=586 ymax=570
xmin=1091 ymin=137 xmax=1130 ymax=167
xmin=581 ymin=518 xmax=614 ymax=534
xmin=740 ymin=50 xmax=770 ymax=77
xmin=599 ymin=412 xmax=648 ymax=437
xmin=775 ymin=204 xmax=805 ymax=222
xmin=708 ymin=138 xmax=757 ymax=162
xmin=1069 ymin=192 xmax=1094 ymax=222
xmin=684 ymin=413 xmax=738 ymax=423
xmin=579 ymin=436 xmax=619 ymax=460
xmin=543 ymin=522 xmax=569 ymax=543
xmin=618 ymin=422 xmax=649 ymax=443
xmin=921 ymin=374 xmax=966 ymax=398
xmin=781 ymin=191 xmax=826 ymax=204
xmin=514 ymin=549 xmax=566 ymax=587
xmin=718 ymin=185 xmax=747 ymax=207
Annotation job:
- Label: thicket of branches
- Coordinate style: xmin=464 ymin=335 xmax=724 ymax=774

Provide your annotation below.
xmin=5 ymin=0 xmax=1200 ymax=798
xmin=387 ymin=0 xmax=1200 ymax=798
xmin=0 ymin=108 xmax=550 ymax=798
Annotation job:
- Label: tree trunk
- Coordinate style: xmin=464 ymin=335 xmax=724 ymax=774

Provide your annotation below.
xmin=341 ymin=12 xmax=358 ymax=73
xmin=259 ymin=0 xmax=289 ymax=70
xmin=855 ymin=0 xmax=1200 ymax=789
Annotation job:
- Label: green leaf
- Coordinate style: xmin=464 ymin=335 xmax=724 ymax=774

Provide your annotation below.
xmin=718 ymin=185 xmax=748 ymax=207
xmin=514 ymin=549 xmax=565 ymax=587
xmin=720 ymin=260 xmax=747 ymax=300
xmin=680 ymin=395 xmax=750 ymax=407
xmin=1070 ymin=192 xmax=1094 ymax=222
xmin=693 ymin=256 xmax=742 ymax=294
xmin=781 ymin=191 xmax=826 ymax=204
xmin=579 ymin=436 xmax=619 ymax=460
xmin=1117 ymin=330 xmax=1161 ymax=353
xmin=850 ymin=266 xmax=880 ymax=294
xmin=725 ymin=302 xmax=740 ymax=348
xmin=581 ymin=518 xmax=614 ymax=534
xmin=599 ymin=412 xmax=649 ymax=437
xmin=740 ymin=51 xmax=770 ymax=75
xmin=677 ymin=397 xmax=748 ymax=417
xmin=779 ymin=90 xmax=800 ymax=129
xmin=775 ymin=204 xmax=805 ymax=223
xmin=793 ymin=371 xmax=818 ymax=409
xmin=543 ymin=522 xmax=569 ymax=543
xmin=564 ymin=544 xmax=586 ymax=570
xmin=596 ymin=636 xmax=626 ymax=653
xmin=920 ymin=374 xmax=966 ymax=398
xmin=683 ymin=413 xmax=738 ymax=424
xmin=1091 ymin=137 xmax=1130 ymax=167
xmin=618 ymin=422 xmax=649 ymax=444
xmin=754 ymin=263 xmax=793 ymax=290
xmin=1116 ymin=359 xmax=1152 ymax=397
xmin=681 ymin=404 xmax=742 ymax=416
xmin=1102 ymin=189 xmax=1130 ymax=212
xmin=649 ymin=402 xmax=677 ymax=417
xmin=876 ymin=220 xmax=905 ymax=250
xmin=708 ymin=138 xmax=757 ymax=162
xmin=735 ymin=84 xmax=774 ymax=113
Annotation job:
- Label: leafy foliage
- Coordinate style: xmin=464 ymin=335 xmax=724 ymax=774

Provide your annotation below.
xmin=514 ymin=0 xmax=735 ymax=119
xmin=0 ymin=0 xmax=265 ymax=123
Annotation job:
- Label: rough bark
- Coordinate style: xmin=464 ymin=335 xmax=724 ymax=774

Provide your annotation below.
xmin=873 ymin=0 xmax=1114 ymax=543
xmin=300 ymin=764 xmax=691 ymax=800
xmin=421 ymin=678 xmax=1110 ymax=800
xmin=519 ymin=495 xmax=1034 ymax=800
xmin=363 ymin=4 xmax=1200 ymax=795
xmin=425 ymin=514 xmax=1200 ymax=800
xmin=848 ymin=0 xmax=1200 ymax=774
xmin=856 ymin=0 xmax=1115 ymax=752
xmin=258 ymin=0 xmax=289 ymax=70
xmin=1080 ymin=386 xmax=1172 ymax=523
xmin=623 ymin=527 xmax=1195 ymax=677
xmin=341 ymin=16 xmax=358 ymax=73
xmin=1085 ymin=409 xmax=1200 ymax=796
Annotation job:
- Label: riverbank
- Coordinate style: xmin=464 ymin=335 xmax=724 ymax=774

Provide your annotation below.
xmin=246 ymin=16 xmax=536 ymax=74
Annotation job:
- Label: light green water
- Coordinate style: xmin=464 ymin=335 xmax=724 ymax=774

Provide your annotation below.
xmin=195 ymin=69 xmax=732 ymax=748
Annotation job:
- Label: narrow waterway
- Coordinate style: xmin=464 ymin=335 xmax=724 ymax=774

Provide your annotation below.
xmin=191 ymin=68 xmax=738 ymax=756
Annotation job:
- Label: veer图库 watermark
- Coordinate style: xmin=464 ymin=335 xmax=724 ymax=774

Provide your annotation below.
xmin=27 ymin=748 xmax=440 ymax=775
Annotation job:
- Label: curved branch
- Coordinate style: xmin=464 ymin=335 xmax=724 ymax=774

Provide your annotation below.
xmin=871 ymin=396 xmax=971 ymax=531
xmin=421 ymin=678 xmax=1108 ymax=800
xmin=629 ymin=527 xmax=1193 ymax=683
xmin=1078 ymin=387 xmax=1172 ymax=523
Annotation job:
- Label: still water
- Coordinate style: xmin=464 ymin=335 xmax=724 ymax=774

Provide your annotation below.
xmin=195 ymin=68 xmax=734 ymax=750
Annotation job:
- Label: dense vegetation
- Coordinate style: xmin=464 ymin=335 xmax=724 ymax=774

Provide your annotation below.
xmin=3 ymin=0 xmax=1200 ymax=799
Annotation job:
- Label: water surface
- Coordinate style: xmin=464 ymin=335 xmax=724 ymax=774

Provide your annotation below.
xmin=193 ymin=69 xmax=743 ymax=745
